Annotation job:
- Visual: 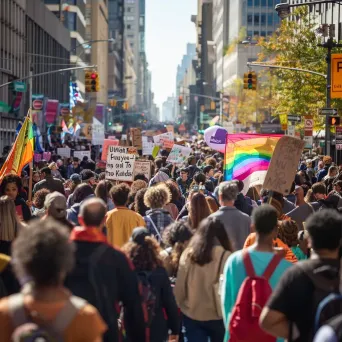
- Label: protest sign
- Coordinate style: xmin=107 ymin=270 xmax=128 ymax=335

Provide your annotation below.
xmin=101 ymin=139 xmax=119 ymax=161
xmin=108 ymin=136 xmax=116 ymax=140
xmin=166 ymin=145 xmax=192 ymax=165
xmin=57 ymin=148 xmax=71 ymax=158
xmin=160 ymin=138 xmax=174 ymax=149
xmin=131 ymin=128 xmax=142 ymax=149
xmin=92 ymin=117 xmax=105 ymax=145
xmin=153 ymin=132 xmax=174 ymax=145
xmin=73 ymin=150 xmax=91 ymax=160
xmin=152 ymin=145 xmax=160 ymax=158
xmin=134 ymin=160 xmax=151 ymax=180
xmin=166 ymin=125 xmax=174 ymax=135
xmin=143 ymin=140 xmax=155 ymax=155
xmin=106 ymin=146 xmax=137 ymax=181
xmin=263 ymin=136 xmax=304 ymax=195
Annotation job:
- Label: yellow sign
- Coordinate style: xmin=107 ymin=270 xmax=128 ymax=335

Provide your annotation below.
xmin=279 ymin=114 xmax=288 ymax=125
xmin=331 ymin=54 xmax=342 ymax=98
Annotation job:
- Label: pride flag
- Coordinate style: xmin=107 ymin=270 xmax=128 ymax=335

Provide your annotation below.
xmin=224 ymin=133 xmax=281 ymax=191
xmin=0 ymin=116 xmax=34 ymax=181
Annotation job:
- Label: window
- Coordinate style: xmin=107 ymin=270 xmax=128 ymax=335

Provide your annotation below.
xmin=254 ymin=14 xmax=259 ymax=24
xmin=247 ymin=14 xmax=253 ymax=24
xmin=247 ymin=31 xmax=253 ymax=38
xmin=248 ymin=0 xmax=253 ymax=6
xmin=254 ymin=31 xmax=259 ymax=36
xmin=267 ymin=31 xmax=274 ymax=36
xmin=267 ymin=13 xmax=273 ymax=25
xmin=254 ymin=0 xmax=260 ymax=6
xmin=127 ymin=24 xmax=131 ymax=29
xmin=65 ymin=12 xmax=77 ymax=31
xmin=261 ymin=14 xmax=266 ymax=25
xmin=261 ymin=0 xmax=267 ymax=6
xmin=268 ymin=0 xmax=273 ymax=6
xmin=261 ymin=31 xmax=266 ymax=36
xmin=127 ymin=7 xmax=131 ymax=12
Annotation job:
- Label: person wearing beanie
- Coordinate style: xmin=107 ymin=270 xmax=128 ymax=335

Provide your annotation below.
xmin=80 ymin=169 xmax=96 ymax=187
xmin=149 ymin=170 xmax=170 ymax=187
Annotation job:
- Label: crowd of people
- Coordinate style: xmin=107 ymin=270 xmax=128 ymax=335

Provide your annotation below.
xmin=0 ymin=148 xmax=342 ymax=342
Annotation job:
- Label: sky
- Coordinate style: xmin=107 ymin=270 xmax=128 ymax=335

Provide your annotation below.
xmin=146 ymin=0 xmax=197 ymax=111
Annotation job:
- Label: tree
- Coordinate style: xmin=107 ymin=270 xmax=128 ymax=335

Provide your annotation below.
xmin=257 ymin=7 xmax=342 ymax=129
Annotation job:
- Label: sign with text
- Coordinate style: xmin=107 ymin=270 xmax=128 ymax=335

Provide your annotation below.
xmin=57 ymin=147 xmax=71 ymax=158
xmin=331 ymin=54 xmax=342 ymax=99
xmin=106 ymin=146 xmax=137 ymax=181
xmin=160 ymin=138 xmax=174 ymax=149
xmin=101 ymin=139 xmax=119 ymax=161
xmin=166 ymin=125 xmax=174 ymax=135
xmin=336 ymin=126 xmax=342 ymax=150
xmin=304 ymin=116 xmax=313 ymax=137
xmin=92 ymin=117 xmax=105 ymax=145
xmin=166 ymin=144 xmax=192 ymax=165
xmin=134 ymin=160 xmax=151 ymax=180
xmin=131 ymin=128 xmax=142 ymax=149
xmin=263 ymin=136 xmax=305 ymax=195
xmin=73 ymin=150 xmax=91 ymax=160
xmin=142 ymin=140 xmax=155 ymax=155
xmin=153 ymin=132 xmax=174 ymax=145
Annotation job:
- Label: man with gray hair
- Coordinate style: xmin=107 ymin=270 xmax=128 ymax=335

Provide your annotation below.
xmin=65 ymin=197 xmax=148 ymax=342
xmin=210 ymin=181 xmax=251 ymax=251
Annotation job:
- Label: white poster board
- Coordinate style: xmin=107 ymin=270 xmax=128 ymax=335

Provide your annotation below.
xmin=134 ymin=160 xmax=151 ymax=180
xmin=57 ymin=147 xmax=71 ymax=158
xmin=73 ymin=150 xmax=91 ymax=160
xmin=92 ymin=117 xmax=105 ymax=145
xmin=153 ymin=132 xmax=174 ymax=145
xmin=106 ymin=146 xmax=137 ymax=181
xmin=166 ymin=145 xmax=192 ymax=165
xmin=142 ymin=140 xmax=155 ymax=155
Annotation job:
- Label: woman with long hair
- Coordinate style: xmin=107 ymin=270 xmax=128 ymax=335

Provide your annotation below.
xmin=165 ymin=179 xmax=185 ymax=213
xmin=134 ymin=188 xmax=150 ymax=217
xmin=188 ymin=193 xmax=211 ymax=230
xmin=161 ymin=221 xmax=193 ymax=277
xmin=95 ymin=180 xmax=114 ymax=210
xmin=0 ymin=196 xmax=23 ymax=256
xmin=174 ymin=217 xmax=232 ymax=342
xmin=123 ymin=228 xmax=179 ymax=342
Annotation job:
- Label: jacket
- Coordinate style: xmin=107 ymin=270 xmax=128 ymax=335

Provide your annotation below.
xmin=33 ymin=175 xmax=65 ymax=195
xmin=137 ymin=267 xmax=179 ymax=342
xmin=14 ymin=196 xmax=31 ymax=222
xmin=65 ymin=239 xmax=147 ymax=342
xmin=0 ymin=254 xmax=20 ymax=298
xmin=67 ymin=203 xmax=81 ymax=226
xmin=144 ymin=208 xmax=174 ymax=241
xmin=174 ymin=245 xmax=230 ymax=321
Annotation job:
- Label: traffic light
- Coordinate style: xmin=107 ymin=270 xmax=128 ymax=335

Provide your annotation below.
xmin=210 ymin=101 xmax=216 ymax=110
xmin=85 ymin=70 xmax=92 ymax=93
xmin=109 ymin=99 xmax=117 ymax=107
xmin=108 ymin=121 xmax=112 ymax=126
xmin=123 ymin=102 xmax=129 ymax=111
xmin=85 ymin=70 xmax=100 ymax=92
xmin=179 ymin=96 xmax=183 ymax=106
xmin=243 ymin=71 xmax=257 ymax=90
xmin=329 ymin=116 xmax=340 ymax=126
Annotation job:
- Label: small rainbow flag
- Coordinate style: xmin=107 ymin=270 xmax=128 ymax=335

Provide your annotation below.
xmin=224 ymin=133 xmax=281 ymax=190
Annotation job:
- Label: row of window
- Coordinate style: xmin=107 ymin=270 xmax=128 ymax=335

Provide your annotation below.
xmin=248 ymin=0 xmax=281 ymax=7
xmin=247 ymin=30 xmax=275 ymax=37
xmin=247 ymin=13 xmax=280 ymax=26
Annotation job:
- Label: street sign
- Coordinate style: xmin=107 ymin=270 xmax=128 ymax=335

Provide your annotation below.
xmin=304 ymin=136 xmax=313 ymax=149
xmin=304 ymin=118 xmax=313 ymax=129
xmin=287 ymin=115 xmax=301 ymax=122
xmin=319 ymin=108 xmax=338 ymax=115
xmin=287 ymin=125 xmax=295 ymax=137
xmin=13 ymin=81 xmax=27 ymax=92
xmin=331 ymin=54 xmax=342 ymax=99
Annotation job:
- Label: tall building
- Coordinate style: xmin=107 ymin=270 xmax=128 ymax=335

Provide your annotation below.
xmin=162 ymin=97 xmax=176 ymax=122
xmin=108 ymin=0 xmax=125 ymax=98
xmin=0 ymin=0 xmax=70 ymax=154
xmin=124 ymin=39 xmax=137 ymax=109
xmin=85 ymin=1 xmax=109 ymax=105
xmin=223 ymin=0 xmax=281 ymax=87
xmin=44 ymin=0 xmax=87 ymax=95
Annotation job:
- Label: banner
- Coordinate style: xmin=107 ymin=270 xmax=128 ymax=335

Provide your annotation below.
xmin=134 ymin=160 xmax=151 ymax=180
xmin=131 ymin=128 xmax=142 ymax=149
xmin=73 ymin=150 xmax=91 ymax=160
xmin=106 ymin=146 xmax=137 ymax=181
xmin=166 ymin=145 xmax=192 ymax=165
xmin=153 ymin=132 xmax=174 ymax=145
xmin=101 ymin=139 xmax=119 ymax=161
xmin=57 ymin=147 xmax=71 ymax=158
xmin=160 ymin=138 xmax=174 ymax=149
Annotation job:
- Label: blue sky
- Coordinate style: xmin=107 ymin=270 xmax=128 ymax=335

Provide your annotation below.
xmin=146 ymin=0 xmax=197 ymax=110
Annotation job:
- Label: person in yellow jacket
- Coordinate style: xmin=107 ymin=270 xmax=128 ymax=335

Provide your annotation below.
xmin=0 ymin=253 xmax=19 ymax=298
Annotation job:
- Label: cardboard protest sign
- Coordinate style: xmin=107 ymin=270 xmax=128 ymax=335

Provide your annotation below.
xmin=143 ymin=140 xmax=155 ymax=155
xmin=166 ymin=125 xmax=174 ymax=135
xmin=131 ymin=128 xmax=142 ymax=149
xmin=263 ymin=136 xmax=305 ymax=195
xmin=134 ymin=160 xmax=151 ymax=180
xmin=160 ymin=138 xmax=174 ymax=149
xmin=57 ymin=148 xmax=71 ymax=158
xmin=106 ymin=146 xmax=137 ymax=181
xmin=166 ymin=145 xmax=192 ymax=165
xmin=153 ymin=132 xmax=174 ymax=145
xmin=73 ymin=150 xmax=91 ymax=160
xmin=101 ymin=139 xmax=119 ymax=161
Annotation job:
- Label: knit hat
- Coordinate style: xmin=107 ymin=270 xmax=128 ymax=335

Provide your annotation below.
xmin=131 ymin=227 xmax=151 ymax=245
xmin=80 ymin=169 xmax=95 ymax=182
xmin=70 ymin=173 xmax=82 ymax=184
xmin=150 ymin=171 xmax=169 ymax=185
xmin=44 ymin=192 xmax=67 ymax=219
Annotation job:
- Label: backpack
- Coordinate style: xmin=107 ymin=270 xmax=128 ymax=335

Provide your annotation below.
xmin=137 ymin=271 xmax=157 ymax=326
xmin=313 ymin=311 xmax=342 ymax=342
xmin=234 ymin=194 xmax=253 ymax=216
xmin=8 ymin=293 xmax=86 ymax=342
xmin=298 ymin=262 xmax=342 ymax=339
xmin=229 ymin=251 xmax=282 ymax=342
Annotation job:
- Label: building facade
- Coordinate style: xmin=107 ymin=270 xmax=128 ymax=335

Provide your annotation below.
xmin=124 ymin=39 xmax=137 ymax=109
xmin=0 ymin=0 xmax=70 ymax=155
xmin=162 ymin=96 xmax=176 ymax=122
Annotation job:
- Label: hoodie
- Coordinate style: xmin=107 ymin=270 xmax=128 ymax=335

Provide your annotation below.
xmin=149 ymin=171 xmax=169 ymax=187
xmin=67 ymin=194 xmax=95 ymax=225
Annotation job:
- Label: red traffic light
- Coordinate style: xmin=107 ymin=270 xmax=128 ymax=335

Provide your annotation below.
xmin=91 ymin=73 xmax=97 ymax=80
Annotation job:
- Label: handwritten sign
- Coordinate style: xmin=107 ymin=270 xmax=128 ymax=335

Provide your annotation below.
xmin=143 ymin=140 xmax=155 ymax=155
xmin=131 ymin=128 xmax=142 ymax=149
xmin=166 ymin=125 xmax=174 ymax=135
xmin=166 ymin=145 xmax=192 ymax=165
xmin=106 ymin=146 xmax=137 ymax=181
xmin=101 ymin=139 xmax=119 ymax=161
xmin=263 ymin=136 xmax=305 ymax=195
xmin=134 ymin=160 xmax=151 ymax=180
xmin=73 ymin=150 xmax=91 ymax=160
xmin=57 ymin=148 xmax=71 ymax=158
xmin=160 ymin=138 xmax=174 ymax=149
xmin=153 ymin=132 xmax=174 ymax=145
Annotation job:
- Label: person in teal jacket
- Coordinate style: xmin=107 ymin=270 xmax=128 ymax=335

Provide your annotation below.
xmin=221 ymin=205 xmax=293 ymax=342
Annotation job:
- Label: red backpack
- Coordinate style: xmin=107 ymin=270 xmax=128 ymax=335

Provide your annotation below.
xmin=229 ymin=250 xmax=282 ymax=342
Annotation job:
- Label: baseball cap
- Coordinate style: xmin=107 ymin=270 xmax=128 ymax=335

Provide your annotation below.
xmin=44 ymin=192 xmax=67 ymax=219
xmin=70 ymin=173 xmax=82 ymax=183
xmin=131 ymin=227 xmax=151 ymax=245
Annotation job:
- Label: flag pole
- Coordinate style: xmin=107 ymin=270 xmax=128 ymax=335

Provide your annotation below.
xmin=28 ymin=61 xmax=33 ymax=202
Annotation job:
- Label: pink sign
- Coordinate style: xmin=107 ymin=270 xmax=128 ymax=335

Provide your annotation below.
xmin=101 ymin=139 xmax=119 ymax=161
xmin=43 ymin=152 xmax=51 ymax=161
xmin=45 ymin=99 xmax=59 ymax=124
xmin=34 ymin=154 xmax=42 ymax=162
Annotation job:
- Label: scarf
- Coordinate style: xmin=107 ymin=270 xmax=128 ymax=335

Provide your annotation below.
xmin=69 ymin=227 xmax=107 ymax=244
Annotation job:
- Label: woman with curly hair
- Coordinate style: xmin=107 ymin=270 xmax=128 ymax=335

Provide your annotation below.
xmin=127 ymin=180 xmax=147 ymax=209
xmin=174 ymin=217 xmax=232 ymax=342
xmin=160 ymin=221 xmax=193 ymax=277
xmin=32 ymin=188 xmax=50 ymax=217
xmin=143 ymin=184 xmax=174 ymax=241
xmin=123 ymin=227 xmax=179 ymax=342
xmin=134 ymin=188 xmax=150 ymax=217
xmin=165 ymin=179 xmax=185 ymax=212
xmin=0 ymin=174 xmax=31 ymax=221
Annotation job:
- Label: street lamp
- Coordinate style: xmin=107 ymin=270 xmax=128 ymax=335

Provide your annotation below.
xmin=275 ymin=0 xmax=342 ymax=156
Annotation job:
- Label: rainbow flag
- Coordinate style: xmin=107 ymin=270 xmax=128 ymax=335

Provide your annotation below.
xmin=0 ymin=116 xmax=34 ymax=181
xmin=224 ymin=134 xmax=281 ymax=191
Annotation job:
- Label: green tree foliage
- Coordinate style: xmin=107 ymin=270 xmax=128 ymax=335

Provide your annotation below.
xmin=257 ymin=7 xmax=342 ymax=128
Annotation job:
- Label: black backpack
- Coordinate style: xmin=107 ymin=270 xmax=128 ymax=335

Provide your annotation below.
xmin=137 ymin=271 xmax=157 ymax=326
xmin=298 ymin=262 xmax=342 ymax=339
